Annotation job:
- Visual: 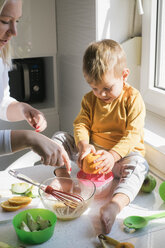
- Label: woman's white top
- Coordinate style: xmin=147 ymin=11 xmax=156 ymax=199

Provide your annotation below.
xmin=0 ymin=58 xmax=16 ymax=155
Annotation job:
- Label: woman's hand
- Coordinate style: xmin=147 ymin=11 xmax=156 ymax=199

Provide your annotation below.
xmin=11 ymin=130 xmax=71 ymax=173
xmin=7 ymin=102 xmax=47 ymax=132
xmin=22 ymin=103 xmax=47 ymax=132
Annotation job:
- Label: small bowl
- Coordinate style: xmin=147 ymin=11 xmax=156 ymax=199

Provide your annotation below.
xmin=39 ymin=177 xmax=96 ymax=220
xmin=13 ymin=208 xmax=57 ymax=244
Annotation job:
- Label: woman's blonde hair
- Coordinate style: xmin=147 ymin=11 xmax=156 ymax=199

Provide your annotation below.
xmin=0 ymin=0 xmax=12 ymax=65
xmin=83 ymin=39 xmax=127 ymax=84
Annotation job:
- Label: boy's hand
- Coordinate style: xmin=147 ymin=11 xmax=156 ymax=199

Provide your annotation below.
xmin=94 ymin=150 xmax=115 ymax=174
xmin=22 ymin=103 xmax=47 ymax=132
xmin=77 ymin=142 xmax=96 ymax=169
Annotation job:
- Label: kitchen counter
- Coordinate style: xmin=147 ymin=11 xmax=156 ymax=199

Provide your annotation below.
xmin=0 ymin=151 xmax=165 ymax=248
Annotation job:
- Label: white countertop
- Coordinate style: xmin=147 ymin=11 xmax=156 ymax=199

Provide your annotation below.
xmin=1 ymin=152 xmax=165 ymax=248
xmin=0 ymin=164 xmax=102 ymax=248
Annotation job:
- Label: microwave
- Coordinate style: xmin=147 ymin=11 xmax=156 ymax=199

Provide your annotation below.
xmin=8 ymin=57 xmax=45 ymax=103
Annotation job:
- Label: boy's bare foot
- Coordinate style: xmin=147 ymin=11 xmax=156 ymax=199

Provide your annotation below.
xmin=100 ymin=193 xmax=130 ymax=233
xmin=100 ymin=201 xmax=120 ymax=234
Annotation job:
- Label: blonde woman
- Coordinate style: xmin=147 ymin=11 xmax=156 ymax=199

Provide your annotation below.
xmin=0 ymin=0 xmax=71 ymax=171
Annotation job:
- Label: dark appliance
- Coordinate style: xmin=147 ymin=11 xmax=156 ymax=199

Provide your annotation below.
xmin=8 ymin=57 xmax=45 ymax=103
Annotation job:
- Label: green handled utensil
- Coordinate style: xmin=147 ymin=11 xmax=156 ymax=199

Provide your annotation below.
xmin=124 ymin=211 xmax=165 ymax=229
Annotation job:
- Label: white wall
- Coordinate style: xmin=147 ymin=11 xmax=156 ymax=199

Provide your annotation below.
xmin=56 ymin=0 xmax=142 ymax=134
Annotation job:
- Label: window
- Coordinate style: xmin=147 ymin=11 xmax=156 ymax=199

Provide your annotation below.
xmin=140 ymin=0 xmax=165 ymax=117
xmin=155 ymin=0 xmax=165 ymax=90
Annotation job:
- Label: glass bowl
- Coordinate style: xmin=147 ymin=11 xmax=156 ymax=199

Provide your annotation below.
xmin=13 ymin=208 xmax=57 ymax=245
xmin=38 ymin=177 xmax=96 ymax=220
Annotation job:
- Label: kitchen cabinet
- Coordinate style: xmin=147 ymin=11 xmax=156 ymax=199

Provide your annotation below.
xmin=10 ymin=0 xmax=58 ymax=113
xmin=10 ymin=0 xmax=58 ymax=117
xmin=12 ymin=0 xmax=57 ymax=58
xmin=0 ymin=0 xmax=59 ymax=169
xmin=5 ymin=0 xmax=58 ymax=132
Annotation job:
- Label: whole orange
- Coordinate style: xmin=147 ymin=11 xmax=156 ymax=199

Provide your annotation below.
xmin=82 ymin=153 xmax=102 ymax=174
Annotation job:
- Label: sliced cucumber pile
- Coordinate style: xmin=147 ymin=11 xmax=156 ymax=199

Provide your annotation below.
xmin=20 ymin=213 xmax=51 ymax=232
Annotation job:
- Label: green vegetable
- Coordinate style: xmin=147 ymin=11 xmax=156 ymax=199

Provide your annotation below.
xmin=26 ymin=213 xmax=39 ymax=232
xmin=141 ymin=174 xmax=157 ymax=193
xmin=19 ymin=213 xmax=52 ymax=232
xmin=20 ymin=221 xmax=31 ymax=232
xmin=36 ymin=215 xmax=51 ymax=230
xmin=25 ymin=186 xmax=38 ymax=198
xmin=11 ymin=183 xmax=38 ymax=198
xmin=11 ymin=183 xmax=30 ymax=194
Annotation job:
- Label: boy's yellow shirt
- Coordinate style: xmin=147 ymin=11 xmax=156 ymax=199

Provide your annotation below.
xmin=73 ymin=83 xmax=145 ymax=158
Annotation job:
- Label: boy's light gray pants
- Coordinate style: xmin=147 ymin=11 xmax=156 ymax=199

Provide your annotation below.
xmin=52 ymin=131 xmax=149 ymax=202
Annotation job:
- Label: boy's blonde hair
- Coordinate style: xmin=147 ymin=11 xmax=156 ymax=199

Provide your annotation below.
xmin=83 ymin=39 xmax=127 ymax=84
xmin=0 ymin=0 xmax=12 ymax=65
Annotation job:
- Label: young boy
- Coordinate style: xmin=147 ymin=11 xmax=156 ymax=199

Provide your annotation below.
xmin=53 ymin=39 xmax=149 ymax=233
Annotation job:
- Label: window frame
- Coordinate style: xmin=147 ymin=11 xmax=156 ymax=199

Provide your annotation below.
xmin=140 ymin=0 xmax=165 ymax=117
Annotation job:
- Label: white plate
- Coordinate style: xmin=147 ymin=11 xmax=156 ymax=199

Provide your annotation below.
xmin=0 ymin=165 xmax=55 ymax=222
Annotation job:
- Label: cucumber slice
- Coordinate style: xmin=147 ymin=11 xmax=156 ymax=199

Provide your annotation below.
xmin=11 ymin=183 xmax=30 ymax=194
xmin=20 ymin=221 xmax=31 ymax=232
xmin=36 ymin=215 xmax=51 ymax=230
xmin=25 ymin=185 xmax=39 ymax=198
xmin=26 ymin=212 xmax=39 ymax=232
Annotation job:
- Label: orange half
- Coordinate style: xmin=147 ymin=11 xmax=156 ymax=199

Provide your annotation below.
xmin=8 ymin=196 xmax=32 ymax=206
xmin=1 ymin=200 xmax=29 ymax=212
